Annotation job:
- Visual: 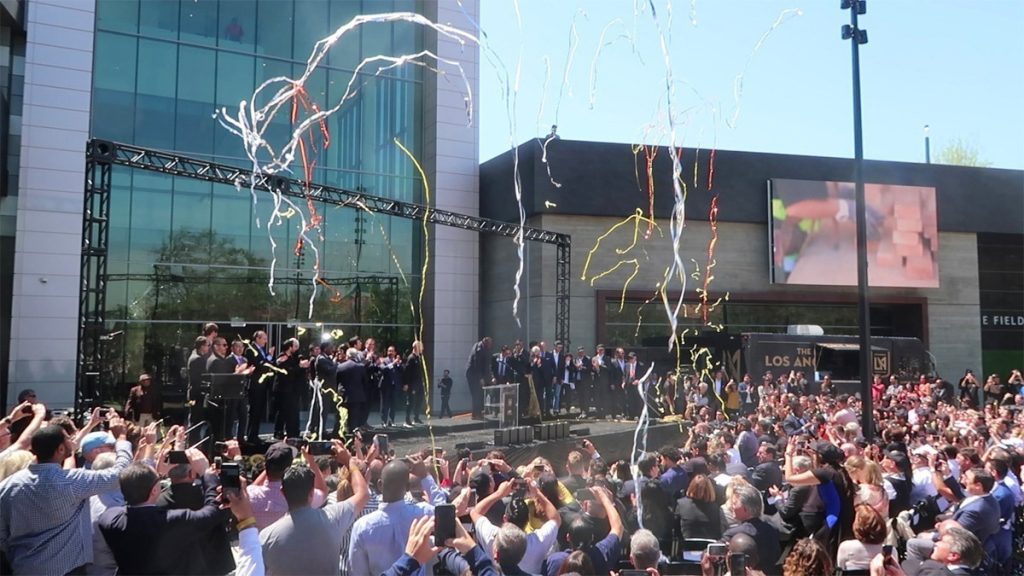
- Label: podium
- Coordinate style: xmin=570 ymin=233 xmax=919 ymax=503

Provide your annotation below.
xmin=482 ymin=383 xmax=519 ymax=428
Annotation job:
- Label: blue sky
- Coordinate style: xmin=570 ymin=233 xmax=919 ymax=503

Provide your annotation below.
xmin=475 ymin=1 xmax=1024 ymax=169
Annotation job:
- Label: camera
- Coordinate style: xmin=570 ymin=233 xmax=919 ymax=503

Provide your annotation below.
xmin=706 ymin=543 xmax=728 ymax=557
xmin=307 ymin=441 xmax=333 ymax=456
xmin=220 ymin=462 xmax=241 ymax=491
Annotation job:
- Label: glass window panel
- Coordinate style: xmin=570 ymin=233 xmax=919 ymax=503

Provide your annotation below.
xmin=138 ymin=0 xmax=178 ymax=39
xmin=129 ymin=172 xmax=173 ymax=263
xmin=179 ymin=0 xmax=218 ymax=46
xmin=388 ymin=217 xmax=413 ymax=274
xmin=105 ymin=277 xmax=128 ymax=319
xmin=211 ymin=182 xmax=253 ymax=253
xmin=326 ymin=68 xmax=361 ymax=173
xmin=97 ymin=0 xmax=139 ymax=34
xmin=360 ymin=4 xmax=392 ymax=68
xmin=135 ymin=39 xmax=177 ymax=149
xmin=293 ymin=0 xmax=328 ymax=64
xmin=136 ymin=39 xmax=177 ymax=98
xmin=214 ymin=52 xmax=254 ymax=160
xmin=94 ymin=33 xmax=137 ymax=92
xmin=256 ymin=0 xmax=293 ymax=59
xmin=92 ymin=33 xmax=137 ymax=143
xmin=176 ymin=46 xmax=216 ymax=155
xmin=327 ymin=0 xmax=360 ymax=71
xmin=171 ymin=179 xmax=212 ymax=265
xmin=219 ymin=0 xmax=255 ymax=49
xmin=108 ymin=170 xmax=132 ymax=263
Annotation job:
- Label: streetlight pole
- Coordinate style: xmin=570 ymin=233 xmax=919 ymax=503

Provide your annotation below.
xmin=924 ymin=124 xmax=931 ymax=164
xmin=841 ymin=0 xmax=873 ymax=440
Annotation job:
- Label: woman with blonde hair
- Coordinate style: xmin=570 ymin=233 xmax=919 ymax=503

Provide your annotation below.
xmin=844 ymin=455 xmax=889 ymax=518
xmin=0 ymin=450 xmax=34 ymax=483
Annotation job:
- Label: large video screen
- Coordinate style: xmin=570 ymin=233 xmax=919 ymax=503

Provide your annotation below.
xmin=769 ymin=179 xmax=939 ymax=288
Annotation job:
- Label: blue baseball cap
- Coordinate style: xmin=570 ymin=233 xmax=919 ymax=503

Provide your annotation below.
xmin=81 ymin=431 xmax=115 ymax=454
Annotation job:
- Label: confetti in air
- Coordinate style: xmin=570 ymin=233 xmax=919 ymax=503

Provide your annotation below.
xmin=217 ymin=12 xmax=480 ymax=319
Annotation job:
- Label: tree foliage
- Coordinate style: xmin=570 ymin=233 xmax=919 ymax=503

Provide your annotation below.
xmin=934 ymin=138 xmax=992 ymax=167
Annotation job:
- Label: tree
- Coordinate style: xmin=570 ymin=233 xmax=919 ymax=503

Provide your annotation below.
xmin=934 ymin=138 xmax=992 ymax=167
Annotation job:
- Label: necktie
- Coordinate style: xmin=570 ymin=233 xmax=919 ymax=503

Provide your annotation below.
xmin=499 ymin=361 xmax=505 ymax=377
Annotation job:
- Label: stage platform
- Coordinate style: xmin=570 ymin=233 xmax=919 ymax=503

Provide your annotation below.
xmin=252 ymin=412 xmax=688 ymax=467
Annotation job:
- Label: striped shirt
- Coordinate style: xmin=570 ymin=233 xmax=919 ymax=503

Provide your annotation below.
xmin=0 ymin=440 xmax=132 ymax=575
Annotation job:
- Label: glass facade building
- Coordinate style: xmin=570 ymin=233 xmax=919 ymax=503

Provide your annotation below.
xmin=91 ymin=0 xmax=426 ymax=401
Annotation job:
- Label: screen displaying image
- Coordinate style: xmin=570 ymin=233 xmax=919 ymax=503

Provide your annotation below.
xmin=769 ymin=179 xmax=939 ymax=288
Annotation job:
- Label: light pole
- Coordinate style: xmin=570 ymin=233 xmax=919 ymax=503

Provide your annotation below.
xmin=841 ymin=0 xmax=873 ymax=440
xmin=924 ymin=124 xmax=931 ymax=163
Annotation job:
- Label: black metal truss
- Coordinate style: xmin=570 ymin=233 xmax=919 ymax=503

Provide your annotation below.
xmin=76 ymin=154 xmax=112 ymax=415
xmin=81 ymin=139 xmax=572 ymax=396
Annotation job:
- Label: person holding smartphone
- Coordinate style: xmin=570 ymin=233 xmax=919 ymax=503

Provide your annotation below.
xmin=261 ymin=441 xmax=369 ymax=575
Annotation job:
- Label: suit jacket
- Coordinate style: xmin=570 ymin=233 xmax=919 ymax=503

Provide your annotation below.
xmin=951 ymin=493 xmax=1001 ymax=544
xmin=750 ymin=461 xmax=783 ymax=492
xmin=609 ymin=358 xmax=626 ymax=388
xmin=782 ymin=413 xmax=808 ymax=437
xmin=337 ymin=359 xmax=368 ymax=404
xmin=466 ymin=341 xmax=491 ymax=381
xmin=917 ymin=560 xmax=973 ymax=576
xmin=675 ymin=497 xmax=726 ymax=540
xmin=492 ymin=354 xmax=513 ymax=385
xmin=155 ymin=482 xmax=234 ymax=575
xmin=623 ymin=361 xmax=644 ymax=387
xmin=778 ymin=484 xmax=824 ymax=537
xmin=573 ymin=356 xmax=591 ymax=383
xmin=314 ymin=354 xmax=339 ymax=390
xmin=99 ymin=477 xmax=225 ymax=575
xmin=187 ymin=351 xmax=207 ymax=392
xmin=244 ymin=343 xmax=275 ymax=386
xmin=540 ymin=351 xmax=557 ymax=385
xmin=404 ymin=353 xmax=424 ymax=388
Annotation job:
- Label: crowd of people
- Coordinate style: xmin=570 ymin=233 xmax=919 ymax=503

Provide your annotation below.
xmin=0 ymin=360 xmax=1022 ymax=575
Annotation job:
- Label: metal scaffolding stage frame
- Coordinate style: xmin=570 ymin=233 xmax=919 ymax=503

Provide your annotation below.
xmin=77 ymin=139 xmax=572 ymax=413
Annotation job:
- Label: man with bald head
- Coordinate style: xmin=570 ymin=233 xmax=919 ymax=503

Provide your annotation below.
xmin=348 ymin=460 xmax=434 ymax=576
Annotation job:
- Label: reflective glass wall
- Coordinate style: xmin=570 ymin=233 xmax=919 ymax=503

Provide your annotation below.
xmin=91 ymin=0 xmax=424 ymax=400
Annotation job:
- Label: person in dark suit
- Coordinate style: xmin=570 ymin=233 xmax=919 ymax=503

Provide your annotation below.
xmin=750 ymin=443 xmax=783 ymax=492
xmin=675 ymin=474 xmax=726 ymax=540
xmin=591 ymin=344 xmax=610 ymax=419
xmin=782 ymin=400 xmax=809 ymax=438
xmin=155 ymin=459 xmax=234 ymax=575
xmin=537 ymin=341 xmax=557 ymax=418
xmin=403 ymin=341 xmax=425 ymax=426
xmin=186 ymin=336 xmax=210 ymax=444
xmin=551 ymin=341 xmax=567 ymax=414
xmin=492 ymin=345 xmax=514 ymax=385
xmin=608 ymin=348 xmax=626 ymax=419
xmin=508 ymin=341 xmax=531 ymax=419
xmin=206 ymin=337 xmax=245 ymax=441
xmin=623 ymin=352 xmax=645 ymax=419
xmin=378 ymin=345 xmax=403 ymax=427
xmin=309 ymin=342 xmax=339 ymax=438
xmin=466 ymin=337 xmax=493 ymax=420
xmin=572 ymin=347 xmax=592 ymax=419
xmin=243 ymin=330 xmax=276 ymax=443
xmin=99 ymin=463 xmax=226 ymax=575
xmin=337 ymin=348 xmax=369 ymax=434
xmin=274 ymin=338 xmax=309 ymax=439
